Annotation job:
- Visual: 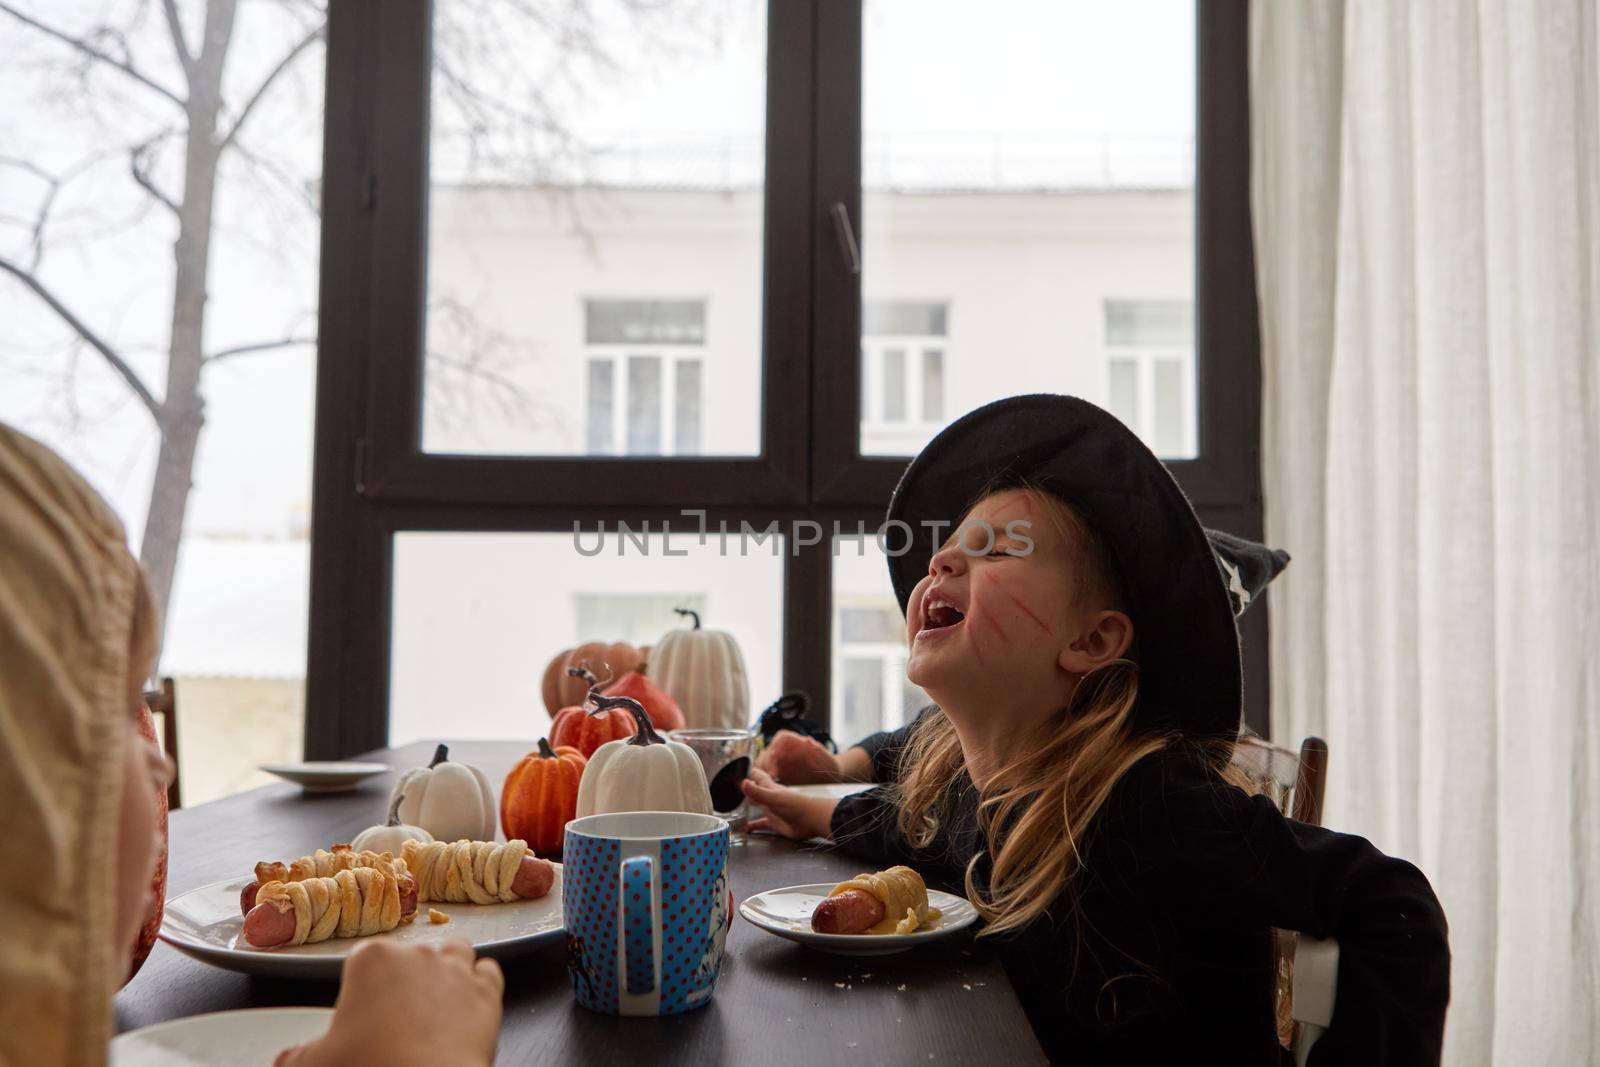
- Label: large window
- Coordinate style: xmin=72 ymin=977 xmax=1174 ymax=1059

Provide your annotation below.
xmin=307 ymin=0 xmax=1265 ymax=756
xmin=1 ymin=1 xmax=326 ymax=802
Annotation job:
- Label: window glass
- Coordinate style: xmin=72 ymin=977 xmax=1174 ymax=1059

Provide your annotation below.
xmin=833 ymin=536 xmax=930 ymax=743
xmin=0 ymin=2 xmax=326 ymax=803
xmin=423 ymin=1 xmax=766 ymax=456
xmin=626 ymin=356 xmax=663 ymax=453
xmin=859 ymin=0 xmax=1195 ymax=458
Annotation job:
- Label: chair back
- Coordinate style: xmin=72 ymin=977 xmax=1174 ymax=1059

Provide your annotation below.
xmin=141 ymin=677 xmax=180 ymax=810
xmin=1231 ymin=731 xmax=1328 ymax=826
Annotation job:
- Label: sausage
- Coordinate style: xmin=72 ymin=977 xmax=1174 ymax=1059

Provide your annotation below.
xmin=240 ymin=880 xmax=261 ymax=914
xmin=811 ymin=889 xmax=885 ymax=934
xmin=510 ymin=855 xmax=555 ymax=900
xmin=242 ymin=902 xmax=297 ymax=948
xmin=398 ymin=873 xmax=419 ymax=917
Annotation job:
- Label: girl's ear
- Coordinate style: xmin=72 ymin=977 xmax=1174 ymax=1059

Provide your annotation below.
xmin=1058 ymin=610 xmax=1135 ymax=675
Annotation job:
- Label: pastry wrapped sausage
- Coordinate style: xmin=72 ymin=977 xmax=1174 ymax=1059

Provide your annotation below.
xmin=243 ymin=865 xmax=414 ymax=948
xmin=239 ymin=844 xmax=407 ymax=914
xmin=811 ymin=865 xmax=941 ymax=935
xmin=401 ymin=838 xmax=554 ymax=904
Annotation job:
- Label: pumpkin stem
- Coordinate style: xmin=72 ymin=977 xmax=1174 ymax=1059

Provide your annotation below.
xmin=386 ymin=792 xmax=406 ymax=827
xmin=587 ymin=691 xmax=664 ymax=746
xmin=537 ymin=737 xmax=556 ymax=760
xmin=674 ymin=606 xmax=702 ymax=630
xmin=566 ymin=664 xmax=610 ymax=689
xmin=429 ymin=743 xmax=449 ymax=768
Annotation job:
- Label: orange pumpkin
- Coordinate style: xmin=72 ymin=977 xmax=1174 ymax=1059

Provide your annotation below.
xmin=603 ymin=670 xmax=685 ymax=733
xmin=125 ymin=701 xmax=168 ymax=984
xmin=501 ymin=738 xmax=586 ymax=855
xmin=549 ymin=667 xmax=637 ymax=757
xmin=541 ymin=641 xmax=650 ymax=714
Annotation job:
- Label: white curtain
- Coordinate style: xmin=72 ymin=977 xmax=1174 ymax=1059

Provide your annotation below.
xmin=1251 ymin=3 xmax=1600 ymax=1064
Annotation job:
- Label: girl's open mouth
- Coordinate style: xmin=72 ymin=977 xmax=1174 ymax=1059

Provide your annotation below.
xmin=921 ymin=597 xmax=966 ymax=633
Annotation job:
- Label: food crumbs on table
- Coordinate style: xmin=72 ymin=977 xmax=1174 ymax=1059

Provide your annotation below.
xmin=835 ymin=982 xmax=847 ymax=989
xmin=962 ymin=983 xmax=972 ymax=990
xmin=428 ymin=908 xmax=450 ymax=924
xmin=897 ymin=984 xmax=907 ymax=992
xmin=847 ymin=1042 xmax=858 ymax=1049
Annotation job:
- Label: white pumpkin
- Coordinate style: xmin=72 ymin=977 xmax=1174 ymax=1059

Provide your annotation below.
xmin=574 ymin=692 xmax=712 ymax=818
xmin=351 ymin=791 xmax=435 ymax=856
xmin=650 ymin=607 xmax=750 ymax=730
xmin=390 ymin=744 xmax=497 ymax=842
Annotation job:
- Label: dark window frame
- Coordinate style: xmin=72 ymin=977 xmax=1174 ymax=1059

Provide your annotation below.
xmin=306 ymin=0 xmax=1264 ymax=759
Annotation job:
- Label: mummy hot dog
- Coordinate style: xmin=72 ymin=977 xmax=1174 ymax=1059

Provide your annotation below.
xmin=240 ymin=839 xmax=554 ymax=948
xmin=401 ymin=838 xmax=554 ymax=904
xmin=242 ymin=865 xmax=414 ymax=948
xmin=238 ymin=845 xmax=406 ymax=914
xmin=810 ymin=865 xmax=941 ymax=935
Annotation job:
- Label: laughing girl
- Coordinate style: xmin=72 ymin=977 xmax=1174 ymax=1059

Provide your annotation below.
xmin=744 ymin=395 xmax=1450 ymax=1065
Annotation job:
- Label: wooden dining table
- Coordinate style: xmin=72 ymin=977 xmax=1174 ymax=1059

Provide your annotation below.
xmin=116 ymin=740 xmax=1046 ymax=1065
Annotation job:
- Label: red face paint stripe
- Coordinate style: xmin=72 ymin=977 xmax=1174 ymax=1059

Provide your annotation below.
xmin=1003 ymin=588 xmax=1053 ymax=635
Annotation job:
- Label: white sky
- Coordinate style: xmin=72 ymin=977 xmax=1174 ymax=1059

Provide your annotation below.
xmin=1 ymin=0 xmax=1194 ymax=545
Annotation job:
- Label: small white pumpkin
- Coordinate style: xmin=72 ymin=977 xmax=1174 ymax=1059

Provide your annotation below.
xmin=650 ymin=607 xmax=750 ymax=731
xmin=390 ymin=744 xmax=497 ymax=843
xmin=574 ymin=691 xmax=712 ymax=818
xmin=351 ymin=791 xmax=435 ymax=856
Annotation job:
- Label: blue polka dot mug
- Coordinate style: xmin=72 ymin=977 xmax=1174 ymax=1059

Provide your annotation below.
xmin=562 ymin=811 xmax=732 ymax=1016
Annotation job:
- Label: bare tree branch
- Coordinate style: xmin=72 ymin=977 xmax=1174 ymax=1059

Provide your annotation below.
xmin=0 ymin=2 xmax=187 ymax=110
xmin=227 ymin=140 xmax=320 ymax=215
xmin=204 ymin=335 xmax=314 ymax=363
xmin=160 ymin=0 xmax=194 ymax=81
xmin=129 ymin=137 xmax=180 ymax=216
xmin=0 ymin=255 xmax=161 ymax=417
xmin=217 ymin=23 xmax=325 ymax=151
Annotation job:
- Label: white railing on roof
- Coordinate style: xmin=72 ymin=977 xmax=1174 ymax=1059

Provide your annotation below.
xmin=432 ymin=130 xmax=1194 ymax=191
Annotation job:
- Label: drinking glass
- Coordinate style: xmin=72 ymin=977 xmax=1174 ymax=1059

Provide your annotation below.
xmin=668 ymin=728 xmax=756 ymax=823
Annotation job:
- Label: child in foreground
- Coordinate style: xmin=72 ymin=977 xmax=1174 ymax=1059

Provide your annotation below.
xmin=0 ymin=424 xmax=502 ymax=1066
xmin=745 ymin=395 xmax=1450 ymax=1064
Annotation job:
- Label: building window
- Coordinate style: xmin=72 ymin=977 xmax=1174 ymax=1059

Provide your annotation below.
xmin=1103 ymin=299 xmax=1196 ymax=459
xmin=585 ymin=299 xmax=706 ymax=455
xmin=861 ymin=301 xmax=948 ymax=430
xmin=833 ymin=603 xmax=929 ymax=741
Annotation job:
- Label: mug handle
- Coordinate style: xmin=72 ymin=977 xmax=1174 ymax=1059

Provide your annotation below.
xmin=621 ymin=856 xmax=656 ymax=996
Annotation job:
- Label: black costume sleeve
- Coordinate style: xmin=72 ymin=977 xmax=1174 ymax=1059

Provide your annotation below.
xmin=848 ymin=704 xmax=937 ymax=783
xmin=1111 ymin=752 xmax=1452 ymax=1065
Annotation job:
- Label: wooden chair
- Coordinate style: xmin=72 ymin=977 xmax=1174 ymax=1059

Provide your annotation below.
xmin=1229 ymin=730 xmax=1334 ymax=1061
xmin=1232 ymin=730 xmax=1328 ymax=826
xmin=142 ymin=677 xmax=181 ymax=810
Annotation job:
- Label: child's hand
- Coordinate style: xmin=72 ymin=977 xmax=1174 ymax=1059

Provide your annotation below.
xmin=741 ymin=767 xmax=838 ymax=840
xmin=273 ymin=938 xmax=503 ymax=1067
xmin=755 ymin=731 xmax=843 ymax=784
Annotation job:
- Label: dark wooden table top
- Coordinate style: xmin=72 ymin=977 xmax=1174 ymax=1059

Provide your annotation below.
xmin=116 ymin=741 xmax=1046 ymax=1065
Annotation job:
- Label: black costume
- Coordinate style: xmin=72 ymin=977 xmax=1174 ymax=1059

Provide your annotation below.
xmin=833 ymin=725 xmax=1450 ymax=1064
xmin=818 ymin=395 xmax=1451 ymax=1063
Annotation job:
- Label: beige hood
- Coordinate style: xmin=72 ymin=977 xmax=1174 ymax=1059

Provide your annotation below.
xmin=0 ymin=423 xmax=145 ymax=1066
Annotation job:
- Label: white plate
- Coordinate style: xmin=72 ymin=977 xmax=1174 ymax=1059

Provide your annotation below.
xmin=111 ymin=1007 xmax=333 ymax=1066
xmin=159 ymin=867 xmax=564 ymax=979
xmin=739 ymin=882 xmax=978 ymax=956
xmin=258 ymin=761 xmax=390 ymax=792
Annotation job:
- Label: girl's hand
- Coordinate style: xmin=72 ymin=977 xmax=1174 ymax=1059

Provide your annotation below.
xmin=741 ymin=767 xmax=838 ymax=840
xmin=754 ymin=731 xmax=843 ymax=784
xmin=273 ymin=938 xmax=503 ymax=1067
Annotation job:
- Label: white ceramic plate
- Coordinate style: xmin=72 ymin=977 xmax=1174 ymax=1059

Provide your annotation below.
xmin=159 ymin=867 xmax=563 ymax=979
xmin=739 ymin=882 xmax=978 ymax=956
xmin=257 ymin=761 xmax=390 ymax=792
xmin=111 ymin=1008 xmax=333 ymax=1066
